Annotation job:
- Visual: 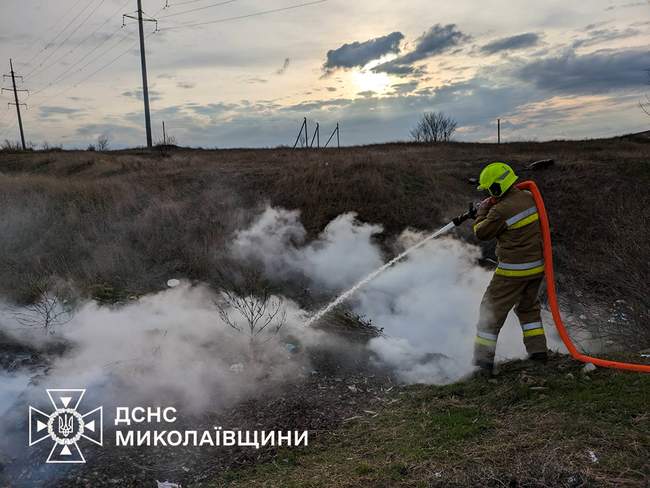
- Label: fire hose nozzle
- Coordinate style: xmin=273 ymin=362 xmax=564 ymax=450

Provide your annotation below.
xmin=452 ymin=202 xmax=478 ymax=226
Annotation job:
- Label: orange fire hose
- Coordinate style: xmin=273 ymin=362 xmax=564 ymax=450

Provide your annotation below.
xmin=516 ymin=180 xmax=650 ymax=373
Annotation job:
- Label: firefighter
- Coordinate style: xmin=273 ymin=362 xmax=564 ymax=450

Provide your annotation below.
xmin=473 ymin=162 xmax=548 ymax=374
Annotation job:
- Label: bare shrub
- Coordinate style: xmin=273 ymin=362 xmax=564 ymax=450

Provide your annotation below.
xmin=410 ymin=111 xmax=457 ymax=143
xmin=11 ymin=278 xmax=73 ymax=333
xmin=155 ymin=135 xmax=177 ymax=147
xmin=154 ymin=135 xmax=178 ymax=157
xmin=214 ymin=268 xmax=287 ymax=347
xmin=97 ymin=134 xmax=110 ymax=151
xmin=1 ymin=140 xmax=23 ymax=152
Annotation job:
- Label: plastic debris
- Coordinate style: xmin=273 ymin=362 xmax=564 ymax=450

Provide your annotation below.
xmin=166 ymin=279 xmax=181 ymax=288
xmin=229 ymin=363 xmax=244 ymax=374
xmin=587 ymin=450 xmax=599 ymax=463
xmin=527 ymin=159 xmax=554 ymax=170
xmin=582 ymin=363 xmax=597 ymax=373
xmin=157 ymin=482 xmax=182 ymax=488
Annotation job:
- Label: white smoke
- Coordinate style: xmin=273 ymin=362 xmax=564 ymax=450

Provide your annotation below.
xmin=0 ymin=284 xmax=319 ymax=413
xmin=232 ymin=208 xmax=384 ymax=291
xmin=234 ymin=207 xmax=566 ymax=383
xmin=0 ymin=205 xmax=567 ymax=415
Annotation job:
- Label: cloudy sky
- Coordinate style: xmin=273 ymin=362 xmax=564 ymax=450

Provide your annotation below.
xmin=0 ymin=0 xmax=648 ymax=148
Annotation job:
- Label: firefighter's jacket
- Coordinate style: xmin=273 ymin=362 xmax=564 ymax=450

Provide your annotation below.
xmin=473 ymin=186 xmax=544 ymax=278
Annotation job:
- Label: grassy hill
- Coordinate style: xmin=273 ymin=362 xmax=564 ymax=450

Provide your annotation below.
xmin=0 ymin=138 xmax=647 ymax=339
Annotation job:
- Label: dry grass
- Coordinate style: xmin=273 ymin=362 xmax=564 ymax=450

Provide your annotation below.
xmin=0 ymin=138 xmax=648 ymax=341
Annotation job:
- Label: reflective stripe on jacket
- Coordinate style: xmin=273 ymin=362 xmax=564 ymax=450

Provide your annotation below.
xmin=473 ymin=186 xmax=544 ymax=277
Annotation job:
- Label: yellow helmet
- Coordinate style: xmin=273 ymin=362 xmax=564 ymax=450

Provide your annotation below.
xmin=477 ymin=162 xmax=518 ymax=197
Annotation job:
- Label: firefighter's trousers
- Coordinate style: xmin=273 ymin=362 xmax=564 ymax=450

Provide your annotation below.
xmin=474 ymin=274 xmax=548 ymax=365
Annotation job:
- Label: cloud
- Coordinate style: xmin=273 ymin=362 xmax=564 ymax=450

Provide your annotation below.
xmin=176 ymin=81 xmax=196 ymax=89
xmin=605 ymin=1 xmax=648 ymax=11
xmin=322 ymin=31 xmax=404 ymax=73
xmin=481 ymin=32 xmax=540 ymax=54
xmin=391 ymin=80 xmax=419 ymax=94
xmin=373 ymin=24 xmax=470 ymax=75
xmin=245 ymin=77 xmax=268 ymax=84
xmin=122 ymin=88 xmax=163 ymax=102
xmin=372 ymin=59 xmax=423 ymax=76
xmin=276 ymin=57 xmax=290 ymax=75
xmin=184 ymin=102 xmax=240 ymax=117
xmin=38 ymin=106 xmax=85 ymax=119
xmin=401 ymin=24 xmax=471 ymax=63
xmin=515 ymin=47 xmax=650 ymax=94
xmin=571 ymin=26 xmax=641 ymax=48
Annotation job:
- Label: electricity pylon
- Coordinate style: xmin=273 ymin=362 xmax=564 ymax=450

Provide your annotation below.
xmin=2 ymin=59 xmax=28 ymax=150
xmin=124 ymin=0 xmax=157 ymax=148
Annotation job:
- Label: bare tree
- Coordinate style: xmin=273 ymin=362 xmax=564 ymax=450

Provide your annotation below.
xmin=97 ymin=134 xmax=110 ymax=151
xmin=11 ymin=282 xmax=72 ymax=333
xmin=410 ymin=111 xmax=458 ymax=143
xmin=640 ymin=69 xmax=650 ymax=116
xmin=213 ymin=268 xmax=286 ymax=347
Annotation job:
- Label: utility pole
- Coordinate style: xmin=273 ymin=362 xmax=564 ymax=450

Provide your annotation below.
xmin=162 ymin=121 xmax=166 ymax=145
xmin=292 ymin=117 xmax=307 ymax=149
xmin=124 ymin=1 xmax=157 ymax=149
xmin=324 ymin=122 xmax=340 ymax=149
xmin=303 ymin=117 xmax=309 ymax=148
xmin=310 ymin=122 xmax=319 ymax=148
xmin=2 ymin=59 xmax=28 ymax=150
xmin=336 ymin=122 xmax=340 ymax=149
xmin=497 ymin=118 xmax=501 ymax=144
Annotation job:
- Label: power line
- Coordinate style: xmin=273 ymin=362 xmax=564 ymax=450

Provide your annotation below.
xmin=26 ymin=0 xmax=106 ymax=81
xmin=158 ymin=0 xmax=239 ymax=18
xmin=28 ymin=30 xmax=135 ymax=100
xmin=24 ymin=0 xmax=99 ymax=79
xmin=159 ymin=0 xmax=328 ymax=31
xmin=28 ymin=33 xmax=150 ymax=110
xmin=27 ymin=2 xmax=164 ymax=103
xmin=26 ymin=0 xmax=131 ymax=86
xmin=165 ymin=0 xmax=217 ymax=7
xmin=20 ymin=0 xmax=88 ymax=69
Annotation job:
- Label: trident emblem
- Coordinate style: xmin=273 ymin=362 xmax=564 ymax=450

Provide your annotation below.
xmin=58 ymin=414 xmax=74 ymax=437
xmin=29 ymin=389 xmax=103 ymax=463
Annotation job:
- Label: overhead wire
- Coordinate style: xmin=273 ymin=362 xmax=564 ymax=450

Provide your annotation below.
xmin=158 ymin=0 xmax=328 ymax=31
xmin=20 ymin=0 xmax=88 ymax=69
xmin=15 ymin=0 xmax=327 ymax=144
xmin=27 ymin=0 xmax=131 ymax=87
xmin=24 ymin=0 xmax=100 ymax=79
xmin=29 ymin=25 xmax=130 ymax=97
xmin=158 ymin=0 xmax=239 ymax=18
xmin=164 ymin=0 xmax=216 ymax=7
xmin=29 ymin=28 xmax=136 ymax=100
xmin=29 ymin=1 xmax=168 ymax=102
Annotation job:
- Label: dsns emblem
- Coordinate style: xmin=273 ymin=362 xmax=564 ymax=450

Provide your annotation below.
xmin=29 ymin=389 xmax=103 ymax=463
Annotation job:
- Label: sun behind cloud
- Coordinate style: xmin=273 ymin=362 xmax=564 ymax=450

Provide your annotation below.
xmin=352 ymin=58 xmax=393 ymax=94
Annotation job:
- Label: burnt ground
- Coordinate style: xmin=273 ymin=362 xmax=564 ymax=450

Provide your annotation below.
xmin=0 ymin=322 xmax=395 ymax=488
